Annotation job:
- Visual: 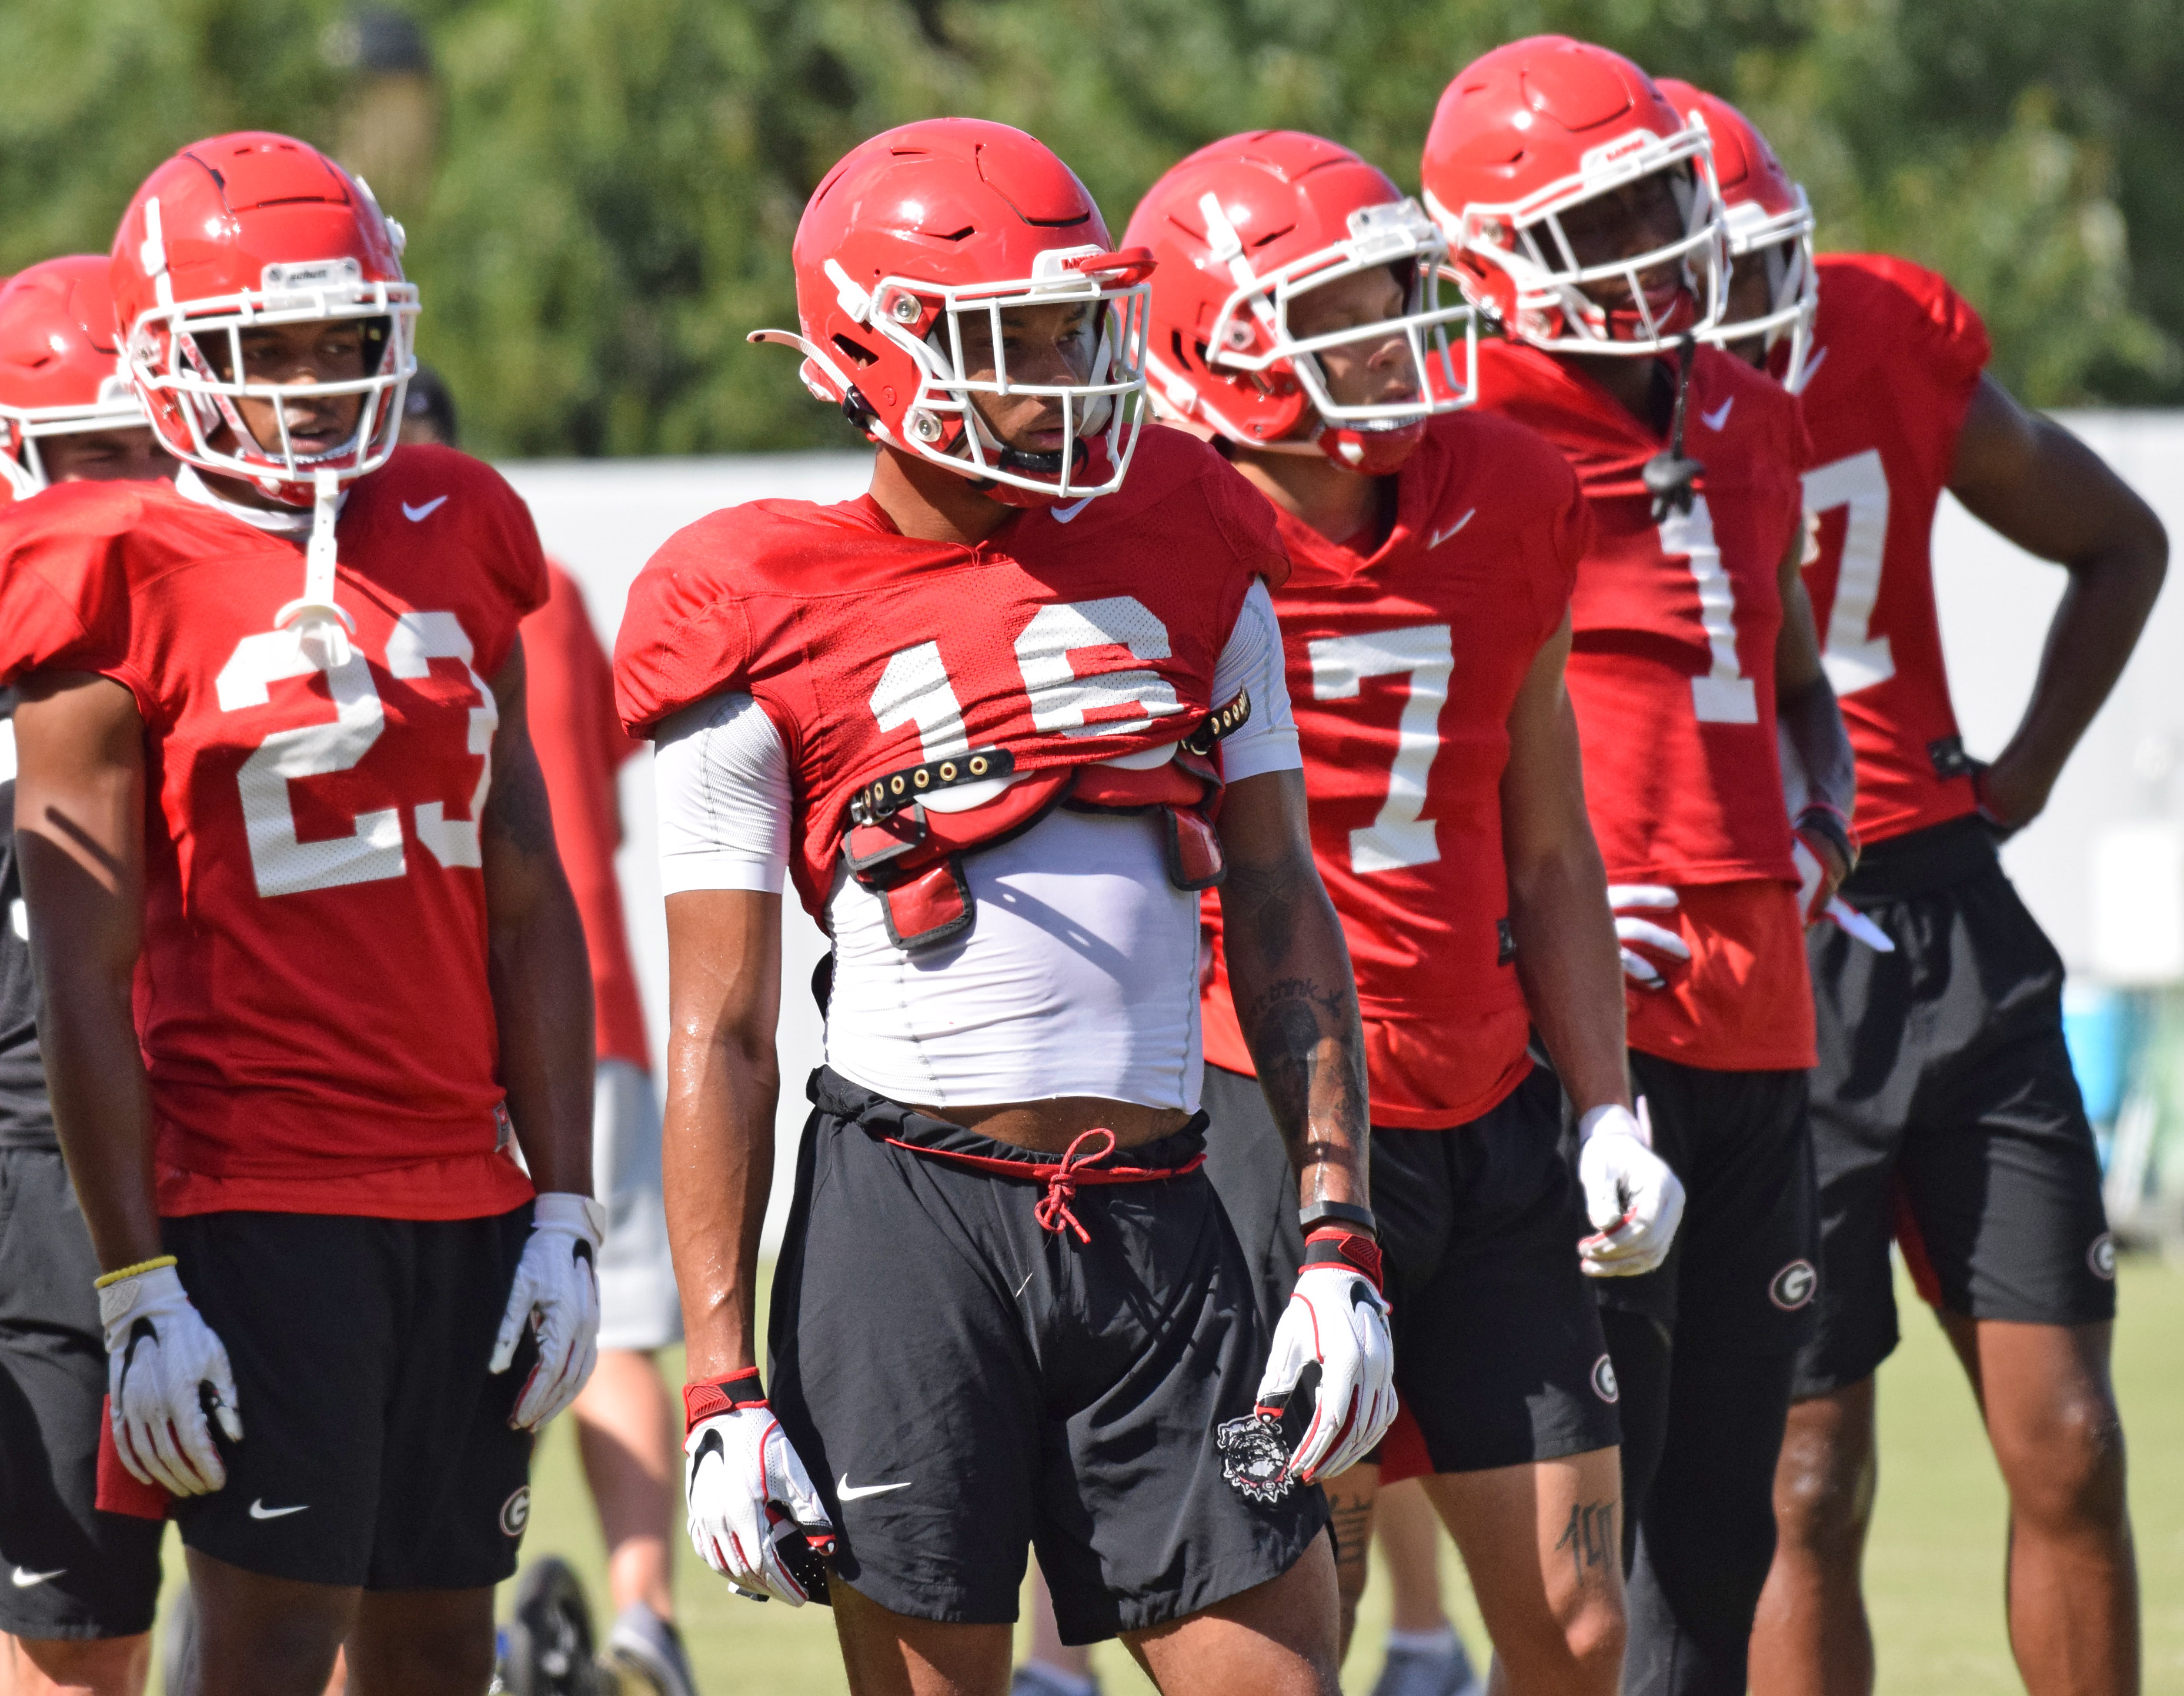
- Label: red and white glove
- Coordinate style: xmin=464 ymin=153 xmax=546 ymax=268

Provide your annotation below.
xmin=490 ymin=1193 xmax=605 ymax=1431
xmin=1791 ymin=804 xmax=1858 ymax=925
xmin=1575 ymin=1102 xmax=1686 ymax=1278
xmin=1256 ymin=1226 xmax=1397 ymax=1483
xmin=683 ymin=1370 xmax=837 ymax=1605
xmin=98 ymin=1260 xmax=242 ymax=1496
xmin=1607 ymin=885 xmax=1691 ymax=990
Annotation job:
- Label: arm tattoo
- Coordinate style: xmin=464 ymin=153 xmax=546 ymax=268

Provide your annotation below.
xmin=1555 ymin=1498 xmax=1618 ymax=1590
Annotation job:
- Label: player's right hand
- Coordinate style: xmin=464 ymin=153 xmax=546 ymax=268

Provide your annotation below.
xmin=96 ymin=1261 xmax=242 ymax=1497
xmin=1608 ymin=884 xmax=1691 ymax=989
xmin=683 ymin=1376 xmax=836 ymax=1605
xmin=1257 ymin=1228 xmax=1397 ymax=1483
xmin=1576 ymin=1101 xmax=1686 ymax=1278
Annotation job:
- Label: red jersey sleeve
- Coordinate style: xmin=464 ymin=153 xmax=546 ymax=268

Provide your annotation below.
xmin=1525 ymin=447 xmax=1591 ymax=645
xmin=1898 ymin=262 xmax=1990 ymax=455
xmin=614 ymin=510 xmax=757 ymax=735
xmin=449 ymin=452 xmax=550 ymax=676
xmin=1193 ymin=450 xmax=1294 ymax=590
xmin=0 ymin=482 xmax=162 ymax=717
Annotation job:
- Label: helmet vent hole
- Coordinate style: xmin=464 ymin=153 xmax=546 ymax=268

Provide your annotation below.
xmin=832 ymin=335 xmax=879 ymax=369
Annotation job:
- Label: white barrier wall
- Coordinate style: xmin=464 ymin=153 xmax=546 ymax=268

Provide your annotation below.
xmin=503 ymin=413 xmax=2181 ymax=1244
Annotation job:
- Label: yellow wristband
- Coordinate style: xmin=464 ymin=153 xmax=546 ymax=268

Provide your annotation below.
xmin=93 ymin=1255 xmax=177 ymax=1290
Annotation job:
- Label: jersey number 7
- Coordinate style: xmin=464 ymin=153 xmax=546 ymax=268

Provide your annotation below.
xmin=1307 ymin=625 xmax=1454 ymax=874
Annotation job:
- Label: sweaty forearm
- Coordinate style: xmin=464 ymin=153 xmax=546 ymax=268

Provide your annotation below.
xmin=664 ymin=1026 xmax=778 ymax=1376
xmin=1510 ymin=842 xmax=1631 ymax=1116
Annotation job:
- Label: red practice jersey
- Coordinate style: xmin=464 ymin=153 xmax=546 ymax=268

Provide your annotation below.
xmin=616 ymin=426 xmax=1287 ymax=921
xmin=1794 ymin=254 xmax=1989 ymax=844
xmin=0 ymin=446 xmax=545 ymax=1218
xmin=1475 ymin=339 xmax=1816 ymax=1070
xmin=1201 ymin=412 xmax=1589 ymax=1128
xmin=523 ymin=563 xmax=650 ymax=1070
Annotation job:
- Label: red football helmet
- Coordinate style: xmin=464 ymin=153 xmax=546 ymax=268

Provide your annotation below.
xmin=110 ymin=131 xmax=418 ymax=506
xmin=752 ymin=118 xmax=1152 ymax=508
xmin=1656 ymin=81 xmax=1817 ymax=389
xmin=1124 ymin=131 xmax=1472 ymax=475
xmin=0 ymin=256 xmax=146 ymax=499
xmin=1420 ymin=36 xmax=1728 ymax=355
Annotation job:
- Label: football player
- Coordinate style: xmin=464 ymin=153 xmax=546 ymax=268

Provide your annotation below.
xmin=0 ymin=256 xmax=174 ymax=1696
xmin=0 ymin=135 xmax=601 ymax=1696
xmin=1658 ymin=82 xmax=2163 ymax=1696
xmin=0 ymin=257 xmax=173 ymax=503
xmin=399 ymin=372 xmax=700 ymax=1696
xmin=615 ymin=118 xmax=1394 ymax=1696
xmin=1126 ymin=130 xmax=1687 ymax=1696
xmin=1424 ymin=40 xmax=1857 ymax=1696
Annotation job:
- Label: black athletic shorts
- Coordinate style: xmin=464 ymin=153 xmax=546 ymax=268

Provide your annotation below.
xmin=163 ymin=1205 xmax=538 ymax=1590
xmin=1594 ymin=1054 xmax=1818 ymax=1354
xmin=1796 ymin=818 xmax=2115 ymax=1397
xmin=767 ymin=1067 xmax=1328 ymax=1647
xmin=0 ymin=1148 xmax=163 ymax=1638
xmin=1201 ymin=1063 xmax=1620 ymax=1477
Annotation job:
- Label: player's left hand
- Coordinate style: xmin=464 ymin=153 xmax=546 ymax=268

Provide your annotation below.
xmin=1576 ymin=1101 xmax=1686 ymax=1278
xmin=490 ymin=1191 xmax=605 ymax=1430
xmin=1257 ymin=1228 xmax=1396 ymax=1483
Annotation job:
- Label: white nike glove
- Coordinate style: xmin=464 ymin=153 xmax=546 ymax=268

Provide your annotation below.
xmin=490 ymin=1192 xmax=605 ymax=1431
xmin=1608 ymin=885 xmax=1691 ymax=989
xmin=1256 ymin=1227 xmax=1397 ymax=1483
xmin=1576 ymin=1101 xmax=1687 ymax=1278
xmin=683 ymin=1372 xmax=837 ymax=1605
xmin=97 ymin=1261 xmax=242 ymax=1497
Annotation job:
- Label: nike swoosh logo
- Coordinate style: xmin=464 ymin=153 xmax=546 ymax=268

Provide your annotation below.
xmin=1700 ymin=397 xmax=1734 ymax=432
xmin=1427 ymin=509 xmax=1476 ymax=550
xmin=402 ymin=495 xmax=449 ymax=522
xmin=248 ymin=1499 xmax=309 ymax=1520
xmin=11 ymin=1566 xmax=64 ymax=1588
xmin=1050 ymin=495 xmax=1094 ymax=525
xmin=837 ymin=1475 xmax=912 ymax=1503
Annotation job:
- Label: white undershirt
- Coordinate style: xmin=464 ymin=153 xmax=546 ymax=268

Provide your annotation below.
xmin=654 ymin=579 xmax=1298 ymax=1112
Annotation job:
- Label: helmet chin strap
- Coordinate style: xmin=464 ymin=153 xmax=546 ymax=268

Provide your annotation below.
xmin=274 ymin=468 xmax=357 ymax=668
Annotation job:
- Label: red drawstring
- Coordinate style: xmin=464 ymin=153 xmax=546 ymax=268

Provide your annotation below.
xmin=1032 ymin=1128 xmax=1118 ymax=1244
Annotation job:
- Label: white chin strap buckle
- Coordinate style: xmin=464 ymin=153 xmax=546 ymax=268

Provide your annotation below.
xmin=275 ymin=469 xmax=355 ymax=667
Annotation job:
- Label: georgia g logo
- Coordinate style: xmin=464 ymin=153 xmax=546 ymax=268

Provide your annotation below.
xmin=2088 ymin=1232 xmax=2117 ymax=1281
xmin=1769 ymin=1259 xmax=1818 ymax=1311
xmin=499 ymin=1484 xmax=532 ymax=1538
xmin=1591 ymin=1354 xmax=1621 ymax=1404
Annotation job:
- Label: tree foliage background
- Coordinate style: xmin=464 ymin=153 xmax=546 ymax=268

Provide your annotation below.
xmin=5 ymin=0 xmax=2179 ymax=457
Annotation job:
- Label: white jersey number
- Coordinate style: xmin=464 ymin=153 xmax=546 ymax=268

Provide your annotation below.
xmin=216 ymin=615 xmax=495 ymax=899
xmin=870 ymin=596 xmax=1185 ymax=758
xmin=1802 ymin=449 xmax=1895 ymax=695
xmin=1307 ymin=625 xmax=1454 ymax=874
xmin=1661 ymin=495 xmax=1759 ymax=725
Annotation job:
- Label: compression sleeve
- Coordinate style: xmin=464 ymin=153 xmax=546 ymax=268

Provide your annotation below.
xmin=1211 ymin=578 xmax=1301 ymax=783
xmin=653 ymin=692 xmax=792 ymax=894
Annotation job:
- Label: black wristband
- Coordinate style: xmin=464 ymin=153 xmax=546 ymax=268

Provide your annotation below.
xmin=1298 ymin=1199 xmax=1378 ymax=1239
xmin=1795 ymin=804 xmax=1859 ymax=874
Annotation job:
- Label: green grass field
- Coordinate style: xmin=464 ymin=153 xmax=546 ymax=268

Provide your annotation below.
xmin=150 ymin=1256 xmax=2183 ymax=1692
